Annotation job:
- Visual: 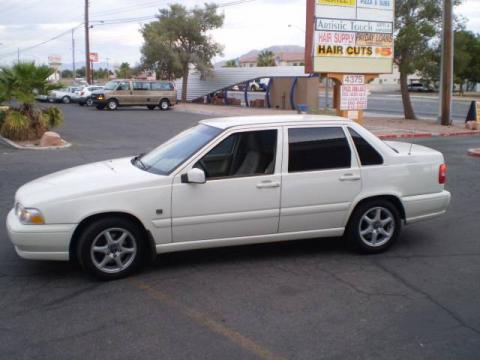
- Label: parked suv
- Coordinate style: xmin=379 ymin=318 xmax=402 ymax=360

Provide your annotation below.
xmin=92 ymin=80 xmax=177 ymax=111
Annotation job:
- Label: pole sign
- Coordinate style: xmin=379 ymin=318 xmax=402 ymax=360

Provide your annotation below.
xmin=89 ymin=52 xmax=99 ymax=63
xmin=305 ymin=0 xmax=395 ymax=74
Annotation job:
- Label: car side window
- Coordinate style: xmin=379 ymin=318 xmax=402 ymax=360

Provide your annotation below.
xmin=348 ymin=128 xmax=384 ymax=166
xmin=288 ymin=127 xmax=351 ymax=172
xmin=117 ymin=81 xmax=130 ymax=91
xmin=152 ymin=82 xmax=173 ymax=91
xmin=195 ymin=130 xmax=277 ymax=179
xmin=133 ymin=82 xmax=150 ymax=91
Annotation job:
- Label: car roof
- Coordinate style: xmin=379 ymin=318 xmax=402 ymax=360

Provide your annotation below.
xmin=200 ymin=115 xmax=353 ymax=130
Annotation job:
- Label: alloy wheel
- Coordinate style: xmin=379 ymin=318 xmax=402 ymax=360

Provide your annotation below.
xmin=90 ymin=228 xmax=137 ymax=274
xmin=358 ymin=207 xmax=395 ymax=247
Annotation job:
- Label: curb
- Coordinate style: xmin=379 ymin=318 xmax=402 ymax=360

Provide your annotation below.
xmin=468 ymin=148 xmax=480 ymax=158
xmin=377 ymin=132 xmax=433 ymax=140
xmin=0 ymin=135 xmax=72 ymax=150
xmin=376 ymin=131 xmax=480 ymax=140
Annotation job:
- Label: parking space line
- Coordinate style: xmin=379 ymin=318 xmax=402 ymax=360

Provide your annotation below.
xmin=130 ymin=279 xmax=285 ymax=360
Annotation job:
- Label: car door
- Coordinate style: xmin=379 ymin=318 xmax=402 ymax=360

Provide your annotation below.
xmin=171 ymin=127 xmax=282 ymax=243
xmin=114 ymin=81 xmax=133 ymax=105
xmin=279 ymin=125 xmax=362 ymax=233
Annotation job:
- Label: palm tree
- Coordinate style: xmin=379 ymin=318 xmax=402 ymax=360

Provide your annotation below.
xmin=257 ymin=50 xmax=276 ymax=67
xmin=0 ymin=62 xmax=63 ymax=141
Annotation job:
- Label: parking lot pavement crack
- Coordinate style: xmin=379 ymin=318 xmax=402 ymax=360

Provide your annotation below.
xmin=373 ymin=260 xmax=480 ymax=337
xmin=319 ymin=267 xmax=411 ymax=300
xmin=39 ymin=283 xmax=101 ymax=309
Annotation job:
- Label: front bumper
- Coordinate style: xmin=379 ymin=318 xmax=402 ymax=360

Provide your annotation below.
xmin=6 ymin=209 xmax=76 ymax=261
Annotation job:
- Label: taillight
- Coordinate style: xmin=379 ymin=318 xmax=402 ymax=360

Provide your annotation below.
xmin=439 ymin=164 xmax=447 ymax=184
xmin=80 ymin=92 xmax=84 ymax=96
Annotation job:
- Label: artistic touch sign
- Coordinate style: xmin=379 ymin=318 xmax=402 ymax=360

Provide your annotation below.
xmin=306 ymin=0 xmax=395 ymax=74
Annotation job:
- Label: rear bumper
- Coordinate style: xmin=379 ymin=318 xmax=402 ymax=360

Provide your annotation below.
xmin=6 ymin=209 xmax=75 ymax=261
xmin=402 ymin=190 xmax=451 ymax=224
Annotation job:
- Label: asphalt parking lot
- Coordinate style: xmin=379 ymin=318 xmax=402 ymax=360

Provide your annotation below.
xmin=1 ymin=104 xmax=480 ymax=360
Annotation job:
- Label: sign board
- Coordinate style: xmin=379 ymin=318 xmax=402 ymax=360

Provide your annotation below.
xmin=48 ymin=55 xmax=62 ymax=65
xmin=89 ymin=52 xmax=99 ymax=62
xmin=305 ymin=0 xmax=395 ymax=74
xmin=340 ymin=84 xmax=368 ymax=110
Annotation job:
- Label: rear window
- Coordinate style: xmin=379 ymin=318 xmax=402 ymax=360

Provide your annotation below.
xmin=288 ymin=127 xmax=351 ymax=172
xmin=151 ymin=82 xmax=174 ymax=91
xmin=348 ymin=128 xmax=383 ymax=166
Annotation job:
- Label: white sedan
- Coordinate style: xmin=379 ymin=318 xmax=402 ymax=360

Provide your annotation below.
xmin=6 ymin=115 xmax=451 ymax=280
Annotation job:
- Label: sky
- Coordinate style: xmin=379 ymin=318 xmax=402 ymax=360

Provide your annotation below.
xmin=0 ymin=0 xmax=479 ymax=68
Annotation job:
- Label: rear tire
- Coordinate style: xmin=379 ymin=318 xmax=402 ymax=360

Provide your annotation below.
xmin=107 ymin=99 xmax=118 ymax=111
xmin=96 ymin=104 xmax=105 ymax=110
xmin=77 ymin=217 xmax=148 ymax=280
xmin=86 ymin=98 xmax=94 ymax=107
xmin=346 ymin=200 xmax=401 ymax=254
xmin=159 ymin=99 xmax=170 ymax=111
xmin=147 ymin=105 xmax=156 ymax=110
xmin=62 ymin=96 xmax=71 ymax=104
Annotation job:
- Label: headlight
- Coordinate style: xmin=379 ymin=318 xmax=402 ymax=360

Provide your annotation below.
xmin=15 ymin=203 xmax=45 ymax=225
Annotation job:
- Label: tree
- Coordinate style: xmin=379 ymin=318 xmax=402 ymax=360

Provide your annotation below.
xmin=223 ymin=59 xmax=238 ymax=68
xmin=257 ymin=50 xmax=276 ymax=67
xmin=394 ymin=0 xmax=462 ymax=120
xmin=61 ymin=69 xmax=73 ymax=78
xmin=0 ymin=62 xmax=63 ymax=140
xmin=115 ymin=62 xmax=132 ymax=79
xmin=141 ymin=3 xmax=224 ymax=102
xmin=75 ymin=66 xmax=86 ymax=78
xmin=453 ymin=30 xmax=480 ymax=94
xmin=419 ymin=30 xmax=480 ymax=94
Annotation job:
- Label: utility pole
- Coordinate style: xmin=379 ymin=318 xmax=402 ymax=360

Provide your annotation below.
xmin=85 ymin=0 xmax=91 ymax=84
xmin=440 ymin=0 xmax=454 ymax=126
xmin=72 ymin=29 xmax=76 ymax=81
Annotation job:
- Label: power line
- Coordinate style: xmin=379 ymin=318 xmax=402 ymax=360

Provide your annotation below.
xmin=0 ymin=0 xmax=258 ymax=59
xmin=0 ymin=23 xmax=83 ymax=58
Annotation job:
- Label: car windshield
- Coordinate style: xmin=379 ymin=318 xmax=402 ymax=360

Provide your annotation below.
xmin=137 ymin=124 xmax=222 ymax=175
xmin=104 ymin=81 xmax=118 ymax=91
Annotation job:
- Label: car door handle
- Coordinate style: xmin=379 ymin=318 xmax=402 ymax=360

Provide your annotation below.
xmin=256 ymin=181 xmax=280 ymax=189
xmin=339 ymin=174 xmax=361 ymax=182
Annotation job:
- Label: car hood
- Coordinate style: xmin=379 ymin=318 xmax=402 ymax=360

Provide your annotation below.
xmin=15 ymin=157 xmax=168 ymax=207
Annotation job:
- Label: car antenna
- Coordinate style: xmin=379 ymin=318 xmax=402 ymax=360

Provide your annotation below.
xmin=408 ymin=142 xmax=414 ymax=155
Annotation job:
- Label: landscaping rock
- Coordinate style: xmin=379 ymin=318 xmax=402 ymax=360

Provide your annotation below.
xmin=465 ymin=121 xmax=478 ymax=130
xmin=39 ymin=131 xmax=63 ymax=147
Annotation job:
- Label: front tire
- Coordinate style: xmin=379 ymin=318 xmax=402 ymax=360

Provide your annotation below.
xmin=96 ymin=104 xmax=105 ymax=110
xmin=346 ymin=200 xmax=401 ymax=253
xmin=77 ymin=217 xmax=148 ymax=280
xmin=62 ymin=96 xmax=71 ymax=104
xmin=107 ymin=99 xmax=118 ymax=111
xmin=147 ymin=105 xmax=156 ymax=110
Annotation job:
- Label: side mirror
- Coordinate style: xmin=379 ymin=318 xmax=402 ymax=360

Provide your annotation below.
xmin=181 ymin=168 xmax=206 ymax=184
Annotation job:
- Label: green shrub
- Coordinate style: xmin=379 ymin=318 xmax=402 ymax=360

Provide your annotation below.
xmin=41 ymin=106 xmax=64 ymax=129
xmin=0 ymin=107 xmax=7 ymax=128
xmin=0 ymin=110 xmax=30 ymax=141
